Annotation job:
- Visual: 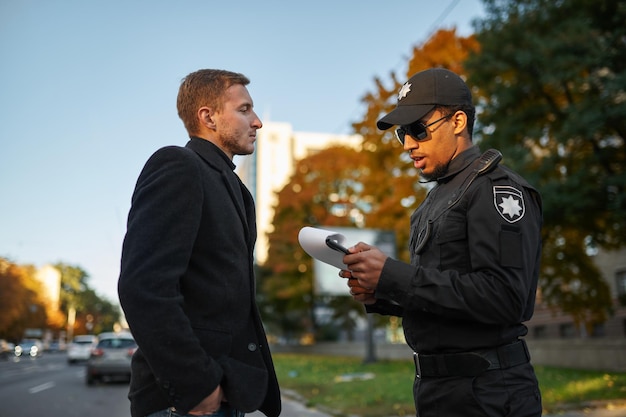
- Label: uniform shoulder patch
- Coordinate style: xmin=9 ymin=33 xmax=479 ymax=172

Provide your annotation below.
xmin=493 ymin=185 xmax=525 ymax=223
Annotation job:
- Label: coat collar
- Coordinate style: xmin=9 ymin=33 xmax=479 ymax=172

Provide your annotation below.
xmin=186 ymin=136 xmax=235 ymax=171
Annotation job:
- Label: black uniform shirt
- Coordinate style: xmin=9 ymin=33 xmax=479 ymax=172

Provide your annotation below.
xmin=369 ymin=146 xmax=543 ymax=354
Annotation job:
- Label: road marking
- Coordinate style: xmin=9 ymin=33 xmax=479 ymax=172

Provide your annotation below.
xmin=28 ymin=381 xmax=56 ymax=394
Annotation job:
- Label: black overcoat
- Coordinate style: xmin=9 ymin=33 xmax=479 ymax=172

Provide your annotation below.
xmin=118 ymin=137 xmax=281 ymax=417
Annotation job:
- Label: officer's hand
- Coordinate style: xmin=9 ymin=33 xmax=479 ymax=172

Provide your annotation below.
xmin=342 ymin=242 xmax=387 ymax=292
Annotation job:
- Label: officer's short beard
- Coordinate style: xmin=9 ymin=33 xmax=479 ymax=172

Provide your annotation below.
xmin=420 ymin=163 xmax=449 ymax=182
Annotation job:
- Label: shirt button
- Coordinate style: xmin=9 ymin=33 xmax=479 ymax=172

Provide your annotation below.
xmin=248 ymin=343 xmax=257 ymax=352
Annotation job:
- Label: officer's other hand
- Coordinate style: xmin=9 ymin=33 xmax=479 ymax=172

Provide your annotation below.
xmin=339 ymin=269 xmax=377 ymax=305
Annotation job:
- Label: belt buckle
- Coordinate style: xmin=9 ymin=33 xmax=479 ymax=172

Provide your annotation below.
xmin=413 ymin=352 xmax=421 ymax=378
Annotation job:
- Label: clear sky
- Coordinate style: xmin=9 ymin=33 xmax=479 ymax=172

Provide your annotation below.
xmin=0 ymin=0 xmax=484 ymax=303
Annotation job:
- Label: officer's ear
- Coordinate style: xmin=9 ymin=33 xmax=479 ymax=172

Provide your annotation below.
xmin=452 ymin=110 xmax=468 ymax=136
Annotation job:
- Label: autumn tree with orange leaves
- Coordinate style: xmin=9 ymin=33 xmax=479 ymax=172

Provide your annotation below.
xmin=261 ymin=29 xmax=478 ymax=340
xmin=353 ymin=28 xmax=479 ymax=261
xmin=0 ymin=258 xmax=121 ymax=343
xmin=260 ymin=145 xmax=372 ymax=340
xmin=0 ymin=258 xmax=64 ymax=341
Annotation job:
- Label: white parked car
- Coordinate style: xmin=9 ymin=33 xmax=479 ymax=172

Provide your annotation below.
xmin=86 ymin=332 xmax=136 ymax=385
xmin=67 ymin=335 xmax=98 ymax=364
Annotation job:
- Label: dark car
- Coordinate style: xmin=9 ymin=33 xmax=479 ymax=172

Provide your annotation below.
xmin=85 ymin=332 xmax=136 ymax=385
xmin=14 ymin=339 xmax=43 ymax=358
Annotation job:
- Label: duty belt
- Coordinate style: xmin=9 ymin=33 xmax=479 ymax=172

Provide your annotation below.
xmin=413 ymin=339 xmax=530 ymax=378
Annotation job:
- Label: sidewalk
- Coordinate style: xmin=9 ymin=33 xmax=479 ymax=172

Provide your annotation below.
xmin=248 ymin=392 xmax=331 ymax=417
xmin=249 ymin=395 xmax=626 ymax=417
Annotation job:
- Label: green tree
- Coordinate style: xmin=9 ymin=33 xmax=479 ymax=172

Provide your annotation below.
xmin=78 ymin=287 xmax=120 ymax=335
xmin=55 ymin=262 xmax=120 ymax=335
xmin=464 ymin=0 xmax=624 ymax=331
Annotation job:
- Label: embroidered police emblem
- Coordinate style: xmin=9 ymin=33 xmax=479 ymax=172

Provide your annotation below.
xmin=493 ymin=186 xmax=525 ymax=223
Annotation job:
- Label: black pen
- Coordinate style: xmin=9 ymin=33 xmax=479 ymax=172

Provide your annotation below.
xmin=325 ymin=237 xmax=350 ymax=254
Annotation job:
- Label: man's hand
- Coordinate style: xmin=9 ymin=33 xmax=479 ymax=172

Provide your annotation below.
xmin=189 ymin=385 xmax=224 ymax=416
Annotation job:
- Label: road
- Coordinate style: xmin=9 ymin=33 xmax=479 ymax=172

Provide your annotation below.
xmin=0 ymin=352 xmax=130 ymax=417
xmin=0 ymin=353 xmax=330 ymax=417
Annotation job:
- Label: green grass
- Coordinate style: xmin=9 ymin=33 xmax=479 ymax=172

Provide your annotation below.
xmin=536 ymin=366 xmax=626 ymax=407
xmin=272 ymin=353 xmax=626 ymax=416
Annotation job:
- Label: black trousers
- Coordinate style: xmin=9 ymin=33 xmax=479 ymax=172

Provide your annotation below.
xmin=413 ymin=362 xmax=542 ymax=417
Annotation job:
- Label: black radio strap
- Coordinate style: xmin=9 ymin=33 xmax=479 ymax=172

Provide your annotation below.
xmin=415 ymin=149 xmax=502 ymax=254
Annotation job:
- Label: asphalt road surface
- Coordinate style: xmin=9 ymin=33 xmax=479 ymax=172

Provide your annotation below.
xmin=0 ymin=352 xmax=330 ymax=417
xmin=0 ymin=351 xmax=129 ymax=417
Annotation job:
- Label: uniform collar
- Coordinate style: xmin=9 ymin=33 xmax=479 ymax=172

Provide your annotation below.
xmin=437 ymin=146 xmax=481 ymax=183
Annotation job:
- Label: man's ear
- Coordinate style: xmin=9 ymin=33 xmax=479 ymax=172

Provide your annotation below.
xmin=452 ymin=110 xmax=467 ymax=135
xmin=198 ymin=107 xmax=217 ymax=130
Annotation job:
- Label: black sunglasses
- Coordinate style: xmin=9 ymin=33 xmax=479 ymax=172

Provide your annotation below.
xmin=395 ymin=113 xmax=453 ymax=145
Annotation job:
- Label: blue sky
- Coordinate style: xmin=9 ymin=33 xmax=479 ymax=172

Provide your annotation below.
xmin=0 ymin=0 xmax=484 ymax=303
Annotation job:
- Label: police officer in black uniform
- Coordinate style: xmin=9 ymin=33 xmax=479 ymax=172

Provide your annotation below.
xmin=340 ymin=68 xmax=543 ymax=416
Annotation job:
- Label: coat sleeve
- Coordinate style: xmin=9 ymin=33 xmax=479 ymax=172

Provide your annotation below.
xmin=118 ymin=146 xmax=222 ymax=413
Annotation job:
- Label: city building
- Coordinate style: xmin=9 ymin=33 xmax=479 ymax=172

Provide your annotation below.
xmin=526 ymin=247 xmax=626 ymax=339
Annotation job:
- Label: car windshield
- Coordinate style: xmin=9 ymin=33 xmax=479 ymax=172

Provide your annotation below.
xmin=99 ymin=339 xmax=135 ymax=349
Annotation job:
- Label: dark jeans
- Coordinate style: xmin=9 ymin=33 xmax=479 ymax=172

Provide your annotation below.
xmin=414 ymin=362 xmax=542 ymax=416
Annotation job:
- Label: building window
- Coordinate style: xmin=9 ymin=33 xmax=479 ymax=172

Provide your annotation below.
xmin=559 ymin=323 xmax=577 ymax=338
xmin=533 ymin=325 xmax=547 ymax=339
xmin=616 ymin=270 xmax=626 ymax=306
xmin=590 ymin=322 xmax=606 ymax=338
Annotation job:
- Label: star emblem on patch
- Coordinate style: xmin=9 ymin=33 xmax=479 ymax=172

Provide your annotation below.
xmin=493 ymin=186 xmax=525 ymax=223
xmin=398 ymin=82 xmax=411 ymax=100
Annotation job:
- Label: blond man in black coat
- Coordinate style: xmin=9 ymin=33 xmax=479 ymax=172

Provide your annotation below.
xmin=118 ymin=69 xmax=281 ymax=417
